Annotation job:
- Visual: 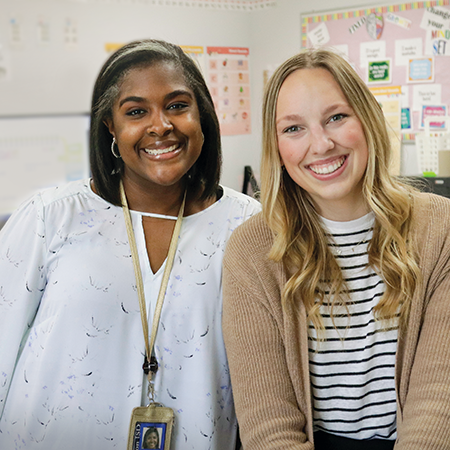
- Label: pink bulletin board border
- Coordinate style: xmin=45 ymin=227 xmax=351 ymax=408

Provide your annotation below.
xmin=301 ymin=0 xmax=450 ymax=49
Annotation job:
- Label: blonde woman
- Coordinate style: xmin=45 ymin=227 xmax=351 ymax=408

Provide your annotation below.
xmin=223 ymin=48 xmax=450 ymax=450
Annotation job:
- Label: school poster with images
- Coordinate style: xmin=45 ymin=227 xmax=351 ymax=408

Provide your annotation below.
xmin=301 ymin=0 xmax=450 ymax=144
xmin=206 ymin=46 xmax=251 ymax=135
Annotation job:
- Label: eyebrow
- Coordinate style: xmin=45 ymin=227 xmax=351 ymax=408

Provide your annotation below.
xmin=118 ymin=89 xmax=194 ymax=108
xmin=276 ymin=102 xmax=349 ymax=125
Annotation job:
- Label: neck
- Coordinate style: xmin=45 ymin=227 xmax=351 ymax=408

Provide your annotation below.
xmin=318 ymin=201 xmax=370 ymax=222
xmin=122 ymin=177 xmax=187 ymax=216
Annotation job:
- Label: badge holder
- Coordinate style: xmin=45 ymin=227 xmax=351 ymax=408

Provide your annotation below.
xmin=121 ymin=181 xmax=185 ymax=450
xmin=127 ymin=390 xmax=174 ymax=450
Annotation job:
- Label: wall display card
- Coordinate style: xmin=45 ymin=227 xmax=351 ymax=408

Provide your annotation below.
xmin=369 ymin=86 xmax=402 ymax=175
xmin=9 ymin=16 xmax=23 ymax=47
xmin=37 ymin=17 xmax=51 ymax=45
xmin=360 ymin=40 xmax=386 ymax=67
xmin=401 ymin=107 xmax=413 ymax=130
xmin=401 ymin=85 xmax=409 ymax=107
xmin=105 ymin=42 xmax=125 ymax=54
xmin=385 ymin=12 xmax=412 ymax=30
xmin=420 ymin=104 xmax=448 ymax=128
xmin=425 ymin=28 xmax=450 ymax=55
xmin=395 ymin=38 xmax=423 ymax=66
xmin=407 ymin=57 xmax=434 ymax=83
xmin=180 ymin=45 xmax=206 ymax=75
xmin=367 ymin=58 xmax=392 ymax=84
xmin=330 ymin=44 xmax=349 ymax=58
xmin=413 ymin=84 xmax=442 ymax=111
xmin=206 ymin=46 xmax=251 ymax=136
xmin=420 ymin=6 xmax=450 ymax=31
xmin=64 ymin=18 xmax=79 ymax=48
xmin=308 ymin=23 xmax=330 ymax=47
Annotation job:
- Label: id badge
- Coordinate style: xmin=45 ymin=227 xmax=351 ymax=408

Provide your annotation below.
xmin=127 ymin=404 xmax=174 ymax=450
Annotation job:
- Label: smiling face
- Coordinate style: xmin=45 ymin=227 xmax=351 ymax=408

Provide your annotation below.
xmin=144 ymin=430 xmax=159 ymax=448
xmin=276 ymin=67 xmax=369 ymax=221
xmin=105 ymin=61 xmax=204 ymax=197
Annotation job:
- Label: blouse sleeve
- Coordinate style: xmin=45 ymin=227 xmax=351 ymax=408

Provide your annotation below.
xmin=222 ymin=221 xmax=313 ymax=450
xmin=0 ymin=195 xmax=47 ymax=417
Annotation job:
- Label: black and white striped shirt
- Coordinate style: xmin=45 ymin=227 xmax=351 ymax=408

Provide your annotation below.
xmin=308 ymin=212 xmax=397 ymax=441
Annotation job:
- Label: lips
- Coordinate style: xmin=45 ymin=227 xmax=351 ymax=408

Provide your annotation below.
xmin=308 ymin=155 xmax=346 ymax=175
xmin=143 ymin=143 xmax=179 ymax=156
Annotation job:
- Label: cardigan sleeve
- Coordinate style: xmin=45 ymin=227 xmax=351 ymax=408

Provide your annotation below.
xmin=0 ymin=195 xmax=47 ymax=418
xmin=396 ymin=195 xmax=450 ymax=449
xmin=396 ymin=272 xmax=450 ymax=449
xmin=222 ymin=219 xmax=313 ymax=450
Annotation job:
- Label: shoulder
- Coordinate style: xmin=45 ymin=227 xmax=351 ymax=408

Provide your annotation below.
xmin=411 ymin=192 xmax=450 ymax=238
xmin=410 ymin=192 xmax=450 ymax=261
xmin=224 ymin=212 xmax=275 ymax=271
xmin=220 ymin=185 xmax=261 ymax=211
xmin=38 ymin=178 xmax=104 ymax=208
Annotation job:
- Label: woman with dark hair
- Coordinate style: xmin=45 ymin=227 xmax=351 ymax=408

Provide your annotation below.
xmin=223 ymin=48 xmax=450 ymax=449
xmin=0 ymin=39 xmax=260 ymax=450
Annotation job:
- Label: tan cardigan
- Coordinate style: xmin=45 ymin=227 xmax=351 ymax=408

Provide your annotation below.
xmin=223 ymin=192 xmax=450 ymax=450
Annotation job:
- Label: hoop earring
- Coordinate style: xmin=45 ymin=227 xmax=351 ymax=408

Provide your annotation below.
xmin=111 ymin=138 xmax=121 ymax=159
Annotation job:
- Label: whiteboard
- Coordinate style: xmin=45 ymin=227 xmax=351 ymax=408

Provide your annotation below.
xmin=0 ymin=114 xmax=90 ymax=217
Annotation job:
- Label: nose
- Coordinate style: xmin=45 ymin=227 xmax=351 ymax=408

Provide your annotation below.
xmin=309 ymin=125 xmax=334 ymax=154
xmin=146 ymin=110 xmax=173 ymax=136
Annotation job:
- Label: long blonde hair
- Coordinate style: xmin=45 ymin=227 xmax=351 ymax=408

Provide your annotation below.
xmin=261 ymin=48 xmax=420 ymax=330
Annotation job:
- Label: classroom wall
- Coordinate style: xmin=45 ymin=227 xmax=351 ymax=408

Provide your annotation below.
xmin=0 ymin=0 xmax=416 ymax=197
xmin=0 ymin=0 xmax=256 ymax=192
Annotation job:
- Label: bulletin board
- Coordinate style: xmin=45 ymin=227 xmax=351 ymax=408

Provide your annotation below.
xmin=301 ymin=1 xmax=450 ymax=142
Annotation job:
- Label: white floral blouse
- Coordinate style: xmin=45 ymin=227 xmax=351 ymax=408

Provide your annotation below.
xmin=0 ymin=179 xmax=261 ymax=450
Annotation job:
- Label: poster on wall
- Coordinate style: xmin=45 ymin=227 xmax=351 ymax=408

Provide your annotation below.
xmin=370 ymin=85 xmax=402 ymax=175
xmin=206 ymin=46 xmax=251 ymax=136
xmin=301 ymin=0 xmax=450 ymax=145
xmin=180 ymin=45 xmax=207 ymax=76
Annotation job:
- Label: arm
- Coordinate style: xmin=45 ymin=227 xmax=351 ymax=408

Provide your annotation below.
xmin=396 ymin=271 xmax=450 ymax=449
xmin=396 ymin=197 xmax=450 ymax=449
xmin=0 ymin=195 xmax=47 ymax=417
xmin=222 ymin=222 xmax=313 ymax=450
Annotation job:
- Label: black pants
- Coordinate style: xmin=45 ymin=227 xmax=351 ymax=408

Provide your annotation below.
xmin=314 ymin=431 xmax=395 ymax=450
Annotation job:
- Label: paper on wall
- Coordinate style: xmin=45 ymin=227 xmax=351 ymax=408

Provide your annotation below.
xmin=420 ymin=6 xmax=450 ymax=31
xmin=360 ymin=41 xmax=386 ymax=67
xmin=425 ymin=28 xmax=450 ymax=55
xmin=395 ymin=38 xmax=423 ymax=66
xmin=412 ymin=84 xmax=442 ymax=111
xmin=329 ymin=44 xmax=349 ymax=57
xmin=308 ymin=22 xmax=330 ymax=47
xmin=385 ymin=12 xmax=412 ymax=30
xmin=401 ymin=85 xmax=409 ymax=108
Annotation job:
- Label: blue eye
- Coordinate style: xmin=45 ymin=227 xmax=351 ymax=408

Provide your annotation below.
xmin=283 ymin=125 xmax=301 ymax=133
xmin=329 ymin=113 xmax=347 ymax=123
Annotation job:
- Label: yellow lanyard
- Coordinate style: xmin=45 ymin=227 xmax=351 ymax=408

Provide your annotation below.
xmin=120 ymin=180 xmax=186 ymax=402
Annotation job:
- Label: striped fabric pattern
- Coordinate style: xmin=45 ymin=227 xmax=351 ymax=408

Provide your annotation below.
xmin=308 ymin=213 xmax=397 ymax=441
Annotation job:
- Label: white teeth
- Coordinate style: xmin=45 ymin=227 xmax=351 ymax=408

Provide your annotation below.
xmin=144 ymin=144 xmax=178 ymax=156
xmin=309 ymin=156 xmax=345 ymax=175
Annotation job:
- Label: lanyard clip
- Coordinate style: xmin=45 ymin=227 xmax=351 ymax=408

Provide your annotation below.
xmin=143 ymin=355 xmax=158 ymax=375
